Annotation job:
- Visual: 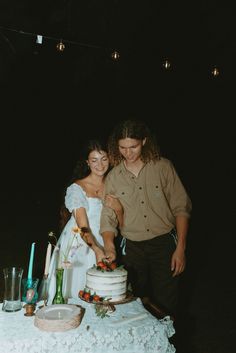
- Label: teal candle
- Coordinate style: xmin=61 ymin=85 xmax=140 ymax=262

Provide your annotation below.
xmin=27 ymin=242 xmax=35 ymax=282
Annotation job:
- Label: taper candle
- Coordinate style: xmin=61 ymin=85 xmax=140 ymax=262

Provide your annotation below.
xmin=44 ymin=242 xmax=52 ymax=275
xmin=27 ymin=242 xmax=35 ymax=281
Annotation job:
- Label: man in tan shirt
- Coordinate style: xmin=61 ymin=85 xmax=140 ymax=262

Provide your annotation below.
xmin=100 ymin=119 xmax=192 ymax=317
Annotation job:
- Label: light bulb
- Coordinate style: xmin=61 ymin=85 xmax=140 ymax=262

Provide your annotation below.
xmin=111 ymin=50 xmax=120 ymax=61
xmin=56 ymin=41 xmax=65 ymax=52
xmin=162 ymin=59 xmax=171 ymax=70
xmin=211 ymin=66 xmax=220 ymax=77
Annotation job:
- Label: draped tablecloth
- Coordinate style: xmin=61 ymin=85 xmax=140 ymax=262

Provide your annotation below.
xmin=0 ymin=298 xmax=176 ymax=353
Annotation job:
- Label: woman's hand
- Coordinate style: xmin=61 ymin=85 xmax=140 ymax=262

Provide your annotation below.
xmin=80 ymin=228 xmax=106 ymax=264
xmin=95 ymin=247 xmax=106 ymax=264
xmin=104 ymin=194 xmax=124 ymax=227
xmin=104 ymin=194 xmax=123 ymax=213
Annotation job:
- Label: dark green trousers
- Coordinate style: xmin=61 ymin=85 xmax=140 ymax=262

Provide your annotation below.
xmin=121 ymin=231 xmax=179 ymax=317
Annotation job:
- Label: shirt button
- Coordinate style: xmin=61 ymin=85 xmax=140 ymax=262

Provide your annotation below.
xmin=141 ymin=201 xmax=144 ymax=204
xmin=155 ymin=185 xmax=158 ymax=188
xmin=147 ymin=229 xmax=149 ymax=232
xmin=144 ymin=215 xmax=147 ymax=218
xmin=139 ymin=187 xmax=142 ymax=190
xmin=122 ymin=192 xmax=125 ymax=195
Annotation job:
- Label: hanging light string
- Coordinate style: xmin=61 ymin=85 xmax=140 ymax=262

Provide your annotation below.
xmin=0 ymin=25 xmax=222 ymax=75
xmin=0 ymin=25 xmax=121 ymax=61
xmin=0 ymin=25 xmax=103 ymax=49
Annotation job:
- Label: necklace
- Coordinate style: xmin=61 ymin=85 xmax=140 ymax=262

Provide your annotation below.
xmin=93 ymin=184 xmax=104 ymax=197
xmin=84 ymin=176 xmax=104 ymax=197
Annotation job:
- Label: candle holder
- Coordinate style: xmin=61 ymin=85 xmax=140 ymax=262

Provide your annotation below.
xmin=24 ymin=303 xmax=36 ymax=316
xmin=22 ymin=278 xmax=39 ymax=304
xmin=38 ymin=274 xmax=49 ymax=306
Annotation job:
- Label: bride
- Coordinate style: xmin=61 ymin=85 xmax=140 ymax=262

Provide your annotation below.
xmin=47 ymin=139 xmax=123 ymax=304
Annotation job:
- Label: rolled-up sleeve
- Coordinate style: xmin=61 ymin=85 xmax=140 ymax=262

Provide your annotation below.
xmin=164 ymin=161 xmax=192 ymax=218
xmin=100 ymin=175 xmax=119 ymax=236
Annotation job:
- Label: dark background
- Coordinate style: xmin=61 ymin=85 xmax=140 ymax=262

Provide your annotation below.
xmin=0 ymin=1 xmax=235 ymax=352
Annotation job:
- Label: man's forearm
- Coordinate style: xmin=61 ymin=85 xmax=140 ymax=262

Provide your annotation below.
xmin=102 ymin=231 xmax=116 ymax=262
xmin=102 ymin=231 xmax=116 ymax=248
xmin=175 ymin=215 xmax=189 ymax=251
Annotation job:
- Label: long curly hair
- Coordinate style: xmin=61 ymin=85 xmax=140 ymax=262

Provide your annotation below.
xmin=59 ymin=139 xmax=109 ymax=231
xmin=108 ymin=119 xmax=160 ymax=166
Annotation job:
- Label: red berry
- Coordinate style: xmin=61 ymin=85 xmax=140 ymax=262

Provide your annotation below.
xmin=93 ymin=295 xmax=100 ymax=302
xmin=109 ymin=262 xmax=117 ymax=270
xmin=79 ymin=290 xmax=84 ymax=297
xmin=83 ymin=293 xmax=90 ymax=301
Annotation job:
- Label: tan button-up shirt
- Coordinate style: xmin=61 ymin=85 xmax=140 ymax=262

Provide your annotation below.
xmin=100 ymin=158 xmax=192 ymax=241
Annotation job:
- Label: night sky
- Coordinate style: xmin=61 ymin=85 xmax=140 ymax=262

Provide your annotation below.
xmin=0 ymin=1 xmax=235 ymax=281
xmin=0 ymin=5 xmax=235 ymax=351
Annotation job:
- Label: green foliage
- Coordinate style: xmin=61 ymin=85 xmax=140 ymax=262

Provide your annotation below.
xmin=95 ymin=304 xmax=110 ymax=318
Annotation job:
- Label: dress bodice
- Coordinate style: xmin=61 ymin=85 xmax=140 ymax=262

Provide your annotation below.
xmin=65 ymin=183 xmax=103 ymax=238
xmin=47 ymin=183 xmax=104 ymax=304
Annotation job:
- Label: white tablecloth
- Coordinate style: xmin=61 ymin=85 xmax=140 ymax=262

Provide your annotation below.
xmin=0 ymin=298 xmax=176 ymax=353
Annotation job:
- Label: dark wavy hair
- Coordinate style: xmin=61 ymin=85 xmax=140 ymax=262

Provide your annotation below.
xmin=108 ymin=119 xmax=160 ymax=166
xmin=70 ymin=139 xmax=109 ymax=182
xmin=59 ymin=139 xmax=109 ymax=231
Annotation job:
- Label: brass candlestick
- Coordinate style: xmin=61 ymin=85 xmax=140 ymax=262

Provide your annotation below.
xmin=24 ymin=303 xmax=36 ymax=316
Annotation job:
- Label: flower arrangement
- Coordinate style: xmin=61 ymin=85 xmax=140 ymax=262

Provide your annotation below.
xmin=48 ymin=227 xmax=82 ymax=269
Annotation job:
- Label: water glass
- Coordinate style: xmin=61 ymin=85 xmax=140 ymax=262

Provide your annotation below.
xmin=2 ymin=267 xmax=24 ymax=312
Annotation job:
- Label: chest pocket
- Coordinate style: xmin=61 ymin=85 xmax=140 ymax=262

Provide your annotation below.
xmin=154 ymin=186 xmax=162 ymax=199
xmin=151 ymin=185 xmax=165 ymax=201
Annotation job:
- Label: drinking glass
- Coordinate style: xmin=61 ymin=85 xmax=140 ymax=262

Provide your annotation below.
xmin=2 ymin=267 xmax=24 ymax=312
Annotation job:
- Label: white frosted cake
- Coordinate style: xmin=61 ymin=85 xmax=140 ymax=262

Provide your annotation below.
xmin=85 ymin=266 xmax=128 ymax=302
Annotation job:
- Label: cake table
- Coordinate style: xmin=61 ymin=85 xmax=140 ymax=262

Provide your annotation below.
xmin=0 ymin=298 xmax=176 ymax=353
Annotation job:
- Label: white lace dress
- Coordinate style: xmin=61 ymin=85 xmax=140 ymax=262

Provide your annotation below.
xmin=47 ymin=183 xmax=104 ymax=304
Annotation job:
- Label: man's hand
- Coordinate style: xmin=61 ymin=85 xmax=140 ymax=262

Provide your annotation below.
xmin=171 ymin=248 xmax=186 ymax=277
xmin=104 ymin=247 xmax=116 ymax=263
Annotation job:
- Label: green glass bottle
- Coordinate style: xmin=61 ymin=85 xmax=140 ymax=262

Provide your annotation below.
xmin=53 ymin=268 xmax=65 ymax=304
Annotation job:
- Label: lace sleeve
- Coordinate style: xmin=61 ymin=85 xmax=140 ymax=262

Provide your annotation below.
xmin=65 ymin=184 xmax=88 ymax=213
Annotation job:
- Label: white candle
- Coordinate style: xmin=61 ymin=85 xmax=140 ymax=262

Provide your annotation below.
xmin=44 ymin=242 xmax=52 ymax=275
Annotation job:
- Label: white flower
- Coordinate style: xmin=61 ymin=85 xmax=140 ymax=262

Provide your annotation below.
xmin=62 ymin=261 xmax=72 ymax=269
xmin=48 ymin=228 xmax=82 ymax=269
xmin=72 ymin=226 xmax=81 ymax=233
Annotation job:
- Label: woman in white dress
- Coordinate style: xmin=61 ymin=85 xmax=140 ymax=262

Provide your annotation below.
xmin=47 ymin=139 xmax=123 ymax=304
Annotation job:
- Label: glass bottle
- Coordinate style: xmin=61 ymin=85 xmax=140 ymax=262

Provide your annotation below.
xmin=53 ymin=268 xmax=65 ymax=304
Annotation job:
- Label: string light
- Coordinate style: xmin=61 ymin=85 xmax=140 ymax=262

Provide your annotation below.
xmin=111 ymin=50 xmax=120 ymax=61
xmin=0 ymin=25 xmax=229 ymax=77
xmin=162 ymin=58 xmax=171 ymax=70
xmin=211 ymin=66 xmax=220 ymax=77
xmin=0 ymin=25 xmax=102 ymax=50
xmin=56 ymin=40 xmax=65 ymax=52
